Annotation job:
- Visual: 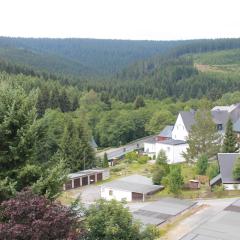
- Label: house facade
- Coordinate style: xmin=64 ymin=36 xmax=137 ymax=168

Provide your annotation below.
xmin=101 ymin=175 xmax=163 ymax=202
xmin=144 ymin=103 xmax=240 ymax=163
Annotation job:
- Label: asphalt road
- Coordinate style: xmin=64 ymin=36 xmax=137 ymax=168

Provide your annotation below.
xmin=96 ymin=135 xmax=157 ymax=160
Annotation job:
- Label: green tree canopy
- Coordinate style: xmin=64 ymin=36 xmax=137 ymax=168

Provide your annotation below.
xmin=223 ymin=119 xmax=238 ymax=153
xmin=233 ymin=157 xmax=240 ymax=180
xmin=184 ymin=109 xmax=221 ymax=161
xmin=196 ymin=154 xmax=208 ymax=175
xmin=167 ymin=165 xmax=184 ymax=195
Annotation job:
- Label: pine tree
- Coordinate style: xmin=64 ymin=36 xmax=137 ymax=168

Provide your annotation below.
xmin=102 ymin=152 xmax=109 ymax=168
xmin=59 ymin=89 xmax=71 ymax=113
xmin=223 ymin=119 xmax=238 ymax=153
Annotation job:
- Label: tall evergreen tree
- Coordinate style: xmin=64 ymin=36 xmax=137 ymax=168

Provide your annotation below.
xmin=36 ymin=86 xmax=50 ymax=117
xmin=223 ymin=119 xmax=238 ymax=153
xmin=59 ymin=89 xmax=71 ymax=113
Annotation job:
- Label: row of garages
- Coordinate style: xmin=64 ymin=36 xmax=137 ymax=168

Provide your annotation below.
xmin=63 ymin=169 xmax=109 ymax=190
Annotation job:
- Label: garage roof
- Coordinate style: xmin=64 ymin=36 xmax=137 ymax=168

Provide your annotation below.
xmin=181 ymin=199 xmax=240 ymax=240
xmin=101 ymin=174 xmax=163 ymax=194
xmin=133 ymin=197 xmax=196 ymax=226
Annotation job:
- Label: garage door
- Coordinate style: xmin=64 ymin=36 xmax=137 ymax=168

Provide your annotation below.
xmin=82 ymin=176 xmax=89 ymax=186
xmin=132 ymin=192 xmax=143 ymax=201
xmin=97 ymin=173 xmax=103 ymax=181
xmin=74 ymin=178 xmax=81 ymax=188
xmin=90 ymin=174 xmax=95 ymax=184
xmin=65 ymin=180 xmax=72 ymax=190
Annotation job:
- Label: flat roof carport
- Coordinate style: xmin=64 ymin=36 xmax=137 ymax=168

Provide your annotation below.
xmin=181 ymin=199 xmax=240 ymax=240
xmin=132 ymin=197 xmax=196 ymax=226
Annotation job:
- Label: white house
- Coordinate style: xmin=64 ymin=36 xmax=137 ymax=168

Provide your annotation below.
xmin=210 ymin=153 xmax=240 ymax=190
xmin=144 ymin=103 xmax=240 ymax=164
xmin=101 ymin=174 xmax=163 ymax=202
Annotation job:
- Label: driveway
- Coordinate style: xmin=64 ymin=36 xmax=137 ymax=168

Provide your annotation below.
xmin=69 ymin=184 xmax=101 ymax=204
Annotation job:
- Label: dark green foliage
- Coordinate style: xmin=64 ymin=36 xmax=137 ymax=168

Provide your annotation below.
xmin=60 ymin=117 xmax=95 ymax=172
xmin=133 ymin=96 xmax=145 ymax=109
xmin=156 ymin=150 xmax=168 ymax=166
xmin=152 ymin=165 xmax=168 ymax=185
xmin=32 ymin=160 xmax=69 ymax=200
xmin=152 ymin=150 xmax=169 ymax=185
xmin=233 ymin=157 xmax=240 ymax=180
xmin=206 ymin=162 xmax=219 ymax=179
xmin=223 ymin=119 xmax=238 ymax=153
xmin=0 ymin=178 xmax=16 ymax=202
xmin=184 ymin=109 xmax=221 ymax=161
xmin=102 ymin=152 xmax=109 ymax=168
xmin=196 ymin=155 xmax=208 ymax=175
xmin=85 ymin=199 xmax=158 ymax=240
xmin=168 ymin=165 xmax=184 ymax=195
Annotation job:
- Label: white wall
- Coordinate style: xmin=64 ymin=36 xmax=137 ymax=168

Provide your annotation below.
xmin=101 ymin=186 xmax=132 ymax=202
xmin=223 ymin=183 xmax=240 ymax=190
xmin=155 ymin=142 xmax=187 ymax=164
xmin=144 ymin=142 xmax=156 ymax=154
xmin=172 ymin=114 xmax=189 ymax=141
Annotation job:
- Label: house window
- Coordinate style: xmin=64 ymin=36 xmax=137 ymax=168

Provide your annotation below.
xmin=167 ymin=147 xmax=170 ymax=152
xmin=217 ymin=124 xmax=223 ymax=131
xmin=109 ymin=190 xmax=113 ymax=196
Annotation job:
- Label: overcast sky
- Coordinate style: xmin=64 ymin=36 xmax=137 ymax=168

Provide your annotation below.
xmin=1 ymin=0 xmax=240 ymax=40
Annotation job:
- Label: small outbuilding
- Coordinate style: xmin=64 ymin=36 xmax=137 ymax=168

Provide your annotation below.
xmin=101 ymin=174 xmax=163 ymax=202
xmin=63 ymin=169 xmax=109 ymax=191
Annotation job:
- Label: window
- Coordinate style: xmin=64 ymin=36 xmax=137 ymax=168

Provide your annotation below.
xmin=109 ymin=190 xmax=113 ymax=196
xmin=217 ymin=124 xmax=223 ymax=131
xmin=167 ymin=147 xmax=170 ymax=152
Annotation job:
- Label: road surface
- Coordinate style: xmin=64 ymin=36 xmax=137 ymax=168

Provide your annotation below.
xmin=96 ymin=135 xmax=157 ymax=160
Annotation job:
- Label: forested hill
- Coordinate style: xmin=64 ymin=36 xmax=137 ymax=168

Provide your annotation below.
xmin=0 ymin=37 xmax=184 ymax=76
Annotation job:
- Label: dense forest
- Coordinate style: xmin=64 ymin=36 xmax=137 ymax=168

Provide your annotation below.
xmin=1 ymin=37 xmax=240 ymax=202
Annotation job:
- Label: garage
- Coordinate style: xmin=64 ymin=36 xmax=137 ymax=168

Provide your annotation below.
xmin=63 ymin=169 xmax=110 ymax=190
xmin=132 ymin=192 xmax=143 ymax=201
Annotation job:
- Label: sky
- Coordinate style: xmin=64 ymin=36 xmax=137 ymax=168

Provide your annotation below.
xmin=1 ymin=0 xmax=240 ymax=40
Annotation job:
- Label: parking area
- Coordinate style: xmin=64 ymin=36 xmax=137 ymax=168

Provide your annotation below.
xmin=67 ymin=184 xmax=101 ymax=204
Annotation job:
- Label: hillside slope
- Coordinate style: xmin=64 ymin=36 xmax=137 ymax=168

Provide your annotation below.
xmin=0 ymin=37 xmax=183 ymax=76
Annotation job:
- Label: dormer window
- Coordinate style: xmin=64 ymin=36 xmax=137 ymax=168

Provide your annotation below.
xmin=217 ymin=124 xmax=223 ymax=131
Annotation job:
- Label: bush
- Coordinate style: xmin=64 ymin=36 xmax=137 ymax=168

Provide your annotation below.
xmin=125 ymin=151 xmax=138 ymax=163
xmin=206 ymin=162 xmax=219 ymax=179
xmin=152 ymin=165 xmax=168 ymax=185
xmin=212 ymin=185 xmax=225 ymax=198
xmin=138 ymin=155 xmax=149 ymax=164
xmin=196 ymin=155 xmax=208 ymax=175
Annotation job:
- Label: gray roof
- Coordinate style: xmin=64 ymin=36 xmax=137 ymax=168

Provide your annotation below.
xmin=180 ymin=111 xmax=196 ymax=131
xmin=159 ymin=125 xmax=174 ymax=138
xmin=218 ymin=153 xmax=240 ymax=184
xmin=181 ymin=199 xmax=240 ymax=240
xmin=133 ymin=197 xmax=196 ymax=226
xmin=209 ymin=174 xmax=222 ymax=186
xmin=68 ymin=169 xmax=105 ymax=179
xmin=233 ymin=118 xmax=240 ymax=132
xmin=101 ymin=174 xmax=163 ymax=194
xmin=160 ymin=139 xmax=187 ymax=145
xmin=180 ymin=109 xmax=236 ymax=133
xmin=211 ymin=110 xmax=229 ymax=126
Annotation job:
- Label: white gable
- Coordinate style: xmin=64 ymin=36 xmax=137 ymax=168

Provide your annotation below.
xmin=172 ymin=113 xmax=189 ymax=141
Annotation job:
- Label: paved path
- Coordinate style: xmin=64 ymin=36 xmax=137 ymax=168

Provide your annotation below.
xmin=96 ymin=135 xmax=157 ymax=160
xmin=161 ymin=198 xmax=238 ymax=240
